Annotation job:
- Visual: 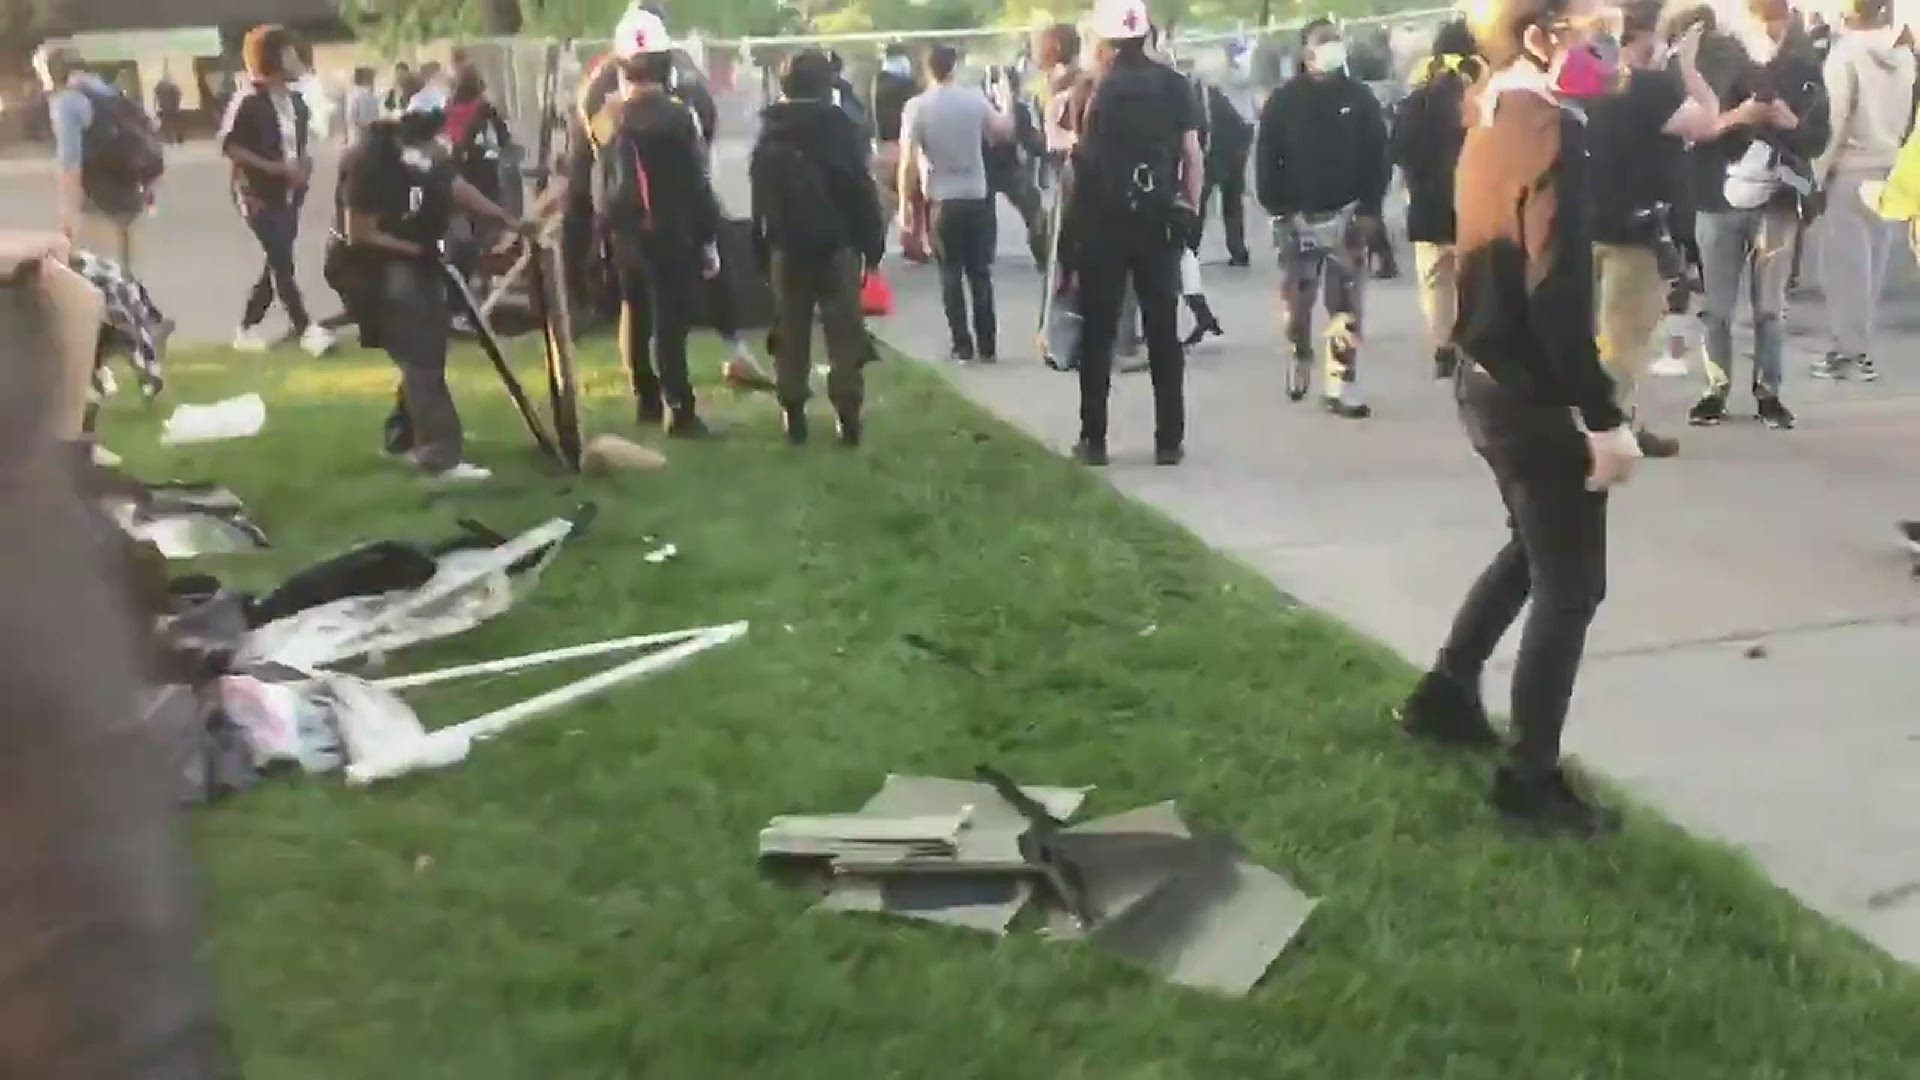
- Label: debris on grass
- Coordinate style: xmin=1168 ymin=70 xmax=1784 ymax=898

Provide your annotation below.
xmin=761 ymin=765 xmax=1318 ymax=994
xmin=160 ymin=392 xmax=265 ymax=445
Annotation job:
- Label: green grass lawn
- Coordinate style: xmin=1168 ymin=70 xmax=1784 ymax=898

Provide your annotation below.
xmin=114 ymin=334 xmax=1920 ymax=1078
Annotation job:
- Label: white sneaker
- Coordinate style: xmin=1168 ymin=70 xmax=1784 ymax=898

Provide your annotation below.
xmin=300 ymin=325 xmax=337 ymax=357
xmin=429 ymin=462 xmax=493 ymax=484
xmin=232 ymin=325 xmax=277 ymax=353
xmin=1649 ymin=354 xmax=1690 ymax=378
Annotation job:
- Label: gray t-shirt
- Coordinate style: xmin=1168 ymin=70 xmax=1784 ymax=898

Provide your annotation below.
xmin=909 ymin=82 xmax=994 ymax=202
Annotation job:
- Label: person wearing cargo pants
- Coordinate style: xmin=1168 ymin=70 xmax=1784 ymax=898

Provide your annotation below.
xmin=1592 ymin=242 xmax=1672 ymax=451
xmin=1277 ymin=214 xmax=1371 ymax=419
xmin=378 ymin=259 xmax=463 ymax=473
xmin=770 ymin=250 xmax=868 ymax=445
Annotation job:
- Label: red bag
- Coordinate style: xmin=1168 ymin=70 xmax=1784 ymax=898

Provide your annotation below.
xmin=860 ymin=270 xmax=895 ymax=317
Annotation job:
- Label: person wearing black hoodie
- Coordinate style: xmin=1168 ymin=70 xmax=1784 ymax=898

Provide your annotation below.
xmin=1196 ymin=73 xmax=1254 ymax=267
xmin=1392 ymin=19 xmax=1482 ymax=380
xmin=871 ymin=45 xmax=921 ymax=246
xmin=1684 ymin=0 xmax=1829 ymax=431
xmin=751 ymin=50 xmax=884 ymax=448
xmin=1256 ymin=17 xmax=1392 ymax=420
xmin=572 ymin=7 xmax=724 ymax=438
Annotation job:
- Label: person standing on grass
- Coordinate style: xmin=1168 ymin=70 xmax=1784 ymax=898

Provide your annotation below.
xmin=901 ymin=44 xmax=1016 ymax=364
xmin=571 ymin=6 xmax=724 ymax=438
xmin=1392 ymin=19 xmax=1482 ymax=381
xmin=1810 ymin=0 xmax=1916 ymax=382
xmin=751 ymin=50 xmax=884 ymax=448
xmin=336 ymin=110 xmax=530 ymax=483
xmin=1396 ymin=0 xmax=1643 ymax=837
xmin=221 ymin=25 xmax=334 ymax=357
xmin=1585 ymin=2 xmax=1721 ymax=460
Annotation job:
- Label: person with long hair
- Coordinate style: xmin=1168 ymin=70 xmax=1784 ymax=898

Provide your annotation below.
xmin=1396 ymin=0 xmax=1643 ymax=836
xmin=220 ymin=25 xmax=333 ymax=356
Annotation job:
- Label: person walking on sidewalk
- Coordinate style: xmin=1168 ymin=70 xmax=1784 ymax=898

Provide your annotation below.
xmin=1586 ymin=4 xmax=1722 ymax=458
xmin=1391 ymin=18 xmax=1482 ymax=381
xmin=1810 ymin=0 xmax=1916 ymax=382
xmin=36 ymin=43 xmax=160 ymax=273
xmin=1255 ymin=17 xmax=1392 ymax=420
xmin=1397 ymin=0 xmax=1644 ymax=837
xmin=1684 ymin=0 xmax=1828 ymax=430
xmin=221 ymin=25 xmax=334 ymax=357
xmin=1061 ymin=0 xmax=1204 ymax=468
xmin=871 ymin=45 xmax=921 ymax=251
xmin=1194 ymin=69 xmax=1254 ymax=268
xmin=751 ymin=50 xmax=885 ymax=448
xmin=900 ymin=44 xmax=1015 ymax=363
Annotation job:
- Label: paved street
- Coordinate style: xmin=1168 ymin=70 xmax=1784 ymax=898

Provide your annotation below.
xmin=8 ymin=139 xmax=1919 ymax=962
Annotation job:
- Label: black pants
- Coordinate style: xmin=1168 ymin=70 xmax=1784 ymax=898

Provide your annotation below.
xmin=1201 ymin=161 xmax=1250 ymax=262
xmin=615 ymin=242 xmax=699 ymax=415
xmin=377 ymin=260 xmax=462 ymax=473
xmin=1437 ymin=367 xmax=1608 ymax=780
xmin=240 ymin=202 xmax=309 ymax=333
xmin=992 ymin=163 xmax=1047 ymax=264
xmin=1076 ymin=218 xmax=1185 ymax=451
xmin=931 ymin=198 xmax=997 ymax=356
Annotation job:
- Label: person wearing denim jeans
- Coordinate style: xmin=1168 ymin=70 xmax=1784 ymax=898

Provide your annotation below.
xmin=1682 ymin=0 xmax=1829 ymax=429
xmin=930 ymin=197 xmax=998 ymax=358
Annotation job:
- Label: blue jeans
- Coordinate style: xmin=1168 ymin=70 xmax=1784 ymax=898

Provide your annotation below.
xmin=1696 ymin=206 xmax=1795 ymax=397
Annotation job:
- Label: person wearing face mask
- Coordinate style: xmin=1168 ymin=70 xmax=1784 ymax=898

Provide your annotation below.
xmin=1254 ymin=17 xmax=1392 ymax=420
xmin=872 ymin=45 xmax=922 ymax=249
xmin=220 ymin=25 xmax=334 ymax=358
xmin=1809 ymin=0 xmax=1917 ymax=382
xmin=1395 ymin=0 xmax=1642 ymax=837
xmin=1683 ymin=0 xmax=1829 ymax=431
xmin=1391 ymin=18 xmax=1484 ymax=381
xmin=1584 ymin=2 xmax=1722 ymax=459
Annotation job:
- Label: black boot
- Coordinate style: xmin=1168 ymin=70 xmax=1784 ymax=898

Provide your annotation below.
xmin=782 ymin=406 xmax=808 ymax=446
xmin=665 ymin=409 xmax=719 ymax=440
xmin=1490 ymin=766 xmax=1622 ymax=838
xmin=636 ymin=395 xmax=665 ymax=428
xmin=1396 ymin=671 xmax=1499 ymax=749
xmin=836 ymin=411 xmax=862 ymax=448
xmin=1072 ymin=439 xmax=1108 ymax=467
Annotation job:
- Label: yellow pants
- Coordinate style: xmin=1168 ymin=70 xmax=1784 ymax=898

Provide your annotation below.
xmin=1412 ymin=241 xmax=1455 ymax=355
xmin=1593 ymin=243 xmax=1664 ymax=413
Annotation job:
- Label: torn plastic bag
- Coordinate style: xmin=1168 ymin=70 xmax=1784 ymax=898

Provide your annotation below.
xmin=218 ymin=674 xmax=343 ymax=773
xmin=98 ymin=481 xmax=269 ymax=560
xmin=160 ymin=392 xmax=266 ymax=445
xmin=317 ymin=674 xmax=455 ymax=777
xmin=239 ymin=508 xmax=592 ymax=671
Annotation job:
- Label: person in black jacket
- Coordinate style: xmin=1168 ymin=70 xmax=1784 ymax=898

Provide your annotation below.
xmin=1392 ymin=20 xmax=1482 ymax=380
xmin=571 ymin=8 xmax=724 ymax=438
xmin=1397 ymin=0 xmax=1643 ymax=837
xmin=1196 ymin=73 xmax=1254 ymax=266
xmin=1684 ymin=0 xmax=1829 ymax=430
xmin=751 ymin=50 xmax=884 ymax=448
xmin=871 ymin=45 xmax=921 ymax=245
xmin=1256 ymin=17 xmax=1392 ymax=419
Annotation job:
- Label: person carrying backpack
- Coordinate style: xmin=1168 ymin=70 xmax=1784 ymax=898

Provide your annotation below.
xmin=1060 ymin=0 xmax=1205 ymax=467
xmin=570 ymin=6 xmax=724 ymax=438
xmin=35 ymin=43 xmax=165 ymax=273
xmin=751 ymin=50 xmax=885 ymax=448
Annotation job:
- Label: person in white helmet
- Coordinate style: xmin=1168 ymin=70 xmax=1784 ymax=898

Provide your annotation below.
xmin=567 ymin=6 xmax=725 ymax=437
xmin=1060 ymin=0 xmax=1205 ymax=466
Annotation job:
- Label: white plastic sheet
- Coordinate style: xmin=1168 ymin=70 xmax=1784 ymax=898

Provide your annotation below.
xmin=160 ymin=393 xmax=266 ymax=445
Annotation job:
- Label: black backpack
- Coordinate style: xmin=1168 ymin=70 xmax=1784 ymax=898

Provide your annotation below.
xmin=592 ymin=122 xmax=659 ymax=245
xmin=80 ymin=88 xmax=166 ymax=215
xmin=750 ymin=138 xmax=843 ymax=258
xmin=1075 ymin=63 xmax=1181 ymax=220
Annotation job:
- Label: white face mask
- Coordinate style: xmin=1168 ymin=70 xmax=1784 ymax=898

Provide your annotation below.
xmin=1310 ymin=40 xmax=1349 ymax=74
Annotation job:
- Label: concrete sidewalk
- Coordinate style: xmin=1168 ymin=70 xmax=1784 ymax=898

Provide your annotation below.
xmin=866 ymin=207 xmax=1920 ymax=962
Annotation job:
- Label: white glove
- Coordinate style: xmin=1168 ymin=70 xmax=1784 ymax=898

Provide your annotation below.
xmin=701 ymin=242 xmax=721 ymax=280
xmin=1584 ymin=426 xmax=1643 ymax=492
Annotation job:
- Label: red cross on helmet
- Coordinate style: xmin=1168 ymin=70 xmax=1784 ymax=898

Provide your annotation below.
xmin=1092 ymin=0 xmax=1152 ymax=41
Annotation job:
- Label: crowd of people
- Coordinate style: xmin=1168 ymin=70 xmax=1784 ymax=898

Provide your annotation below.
xmin=30 ymin=0 xmax=1920 ymax=832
